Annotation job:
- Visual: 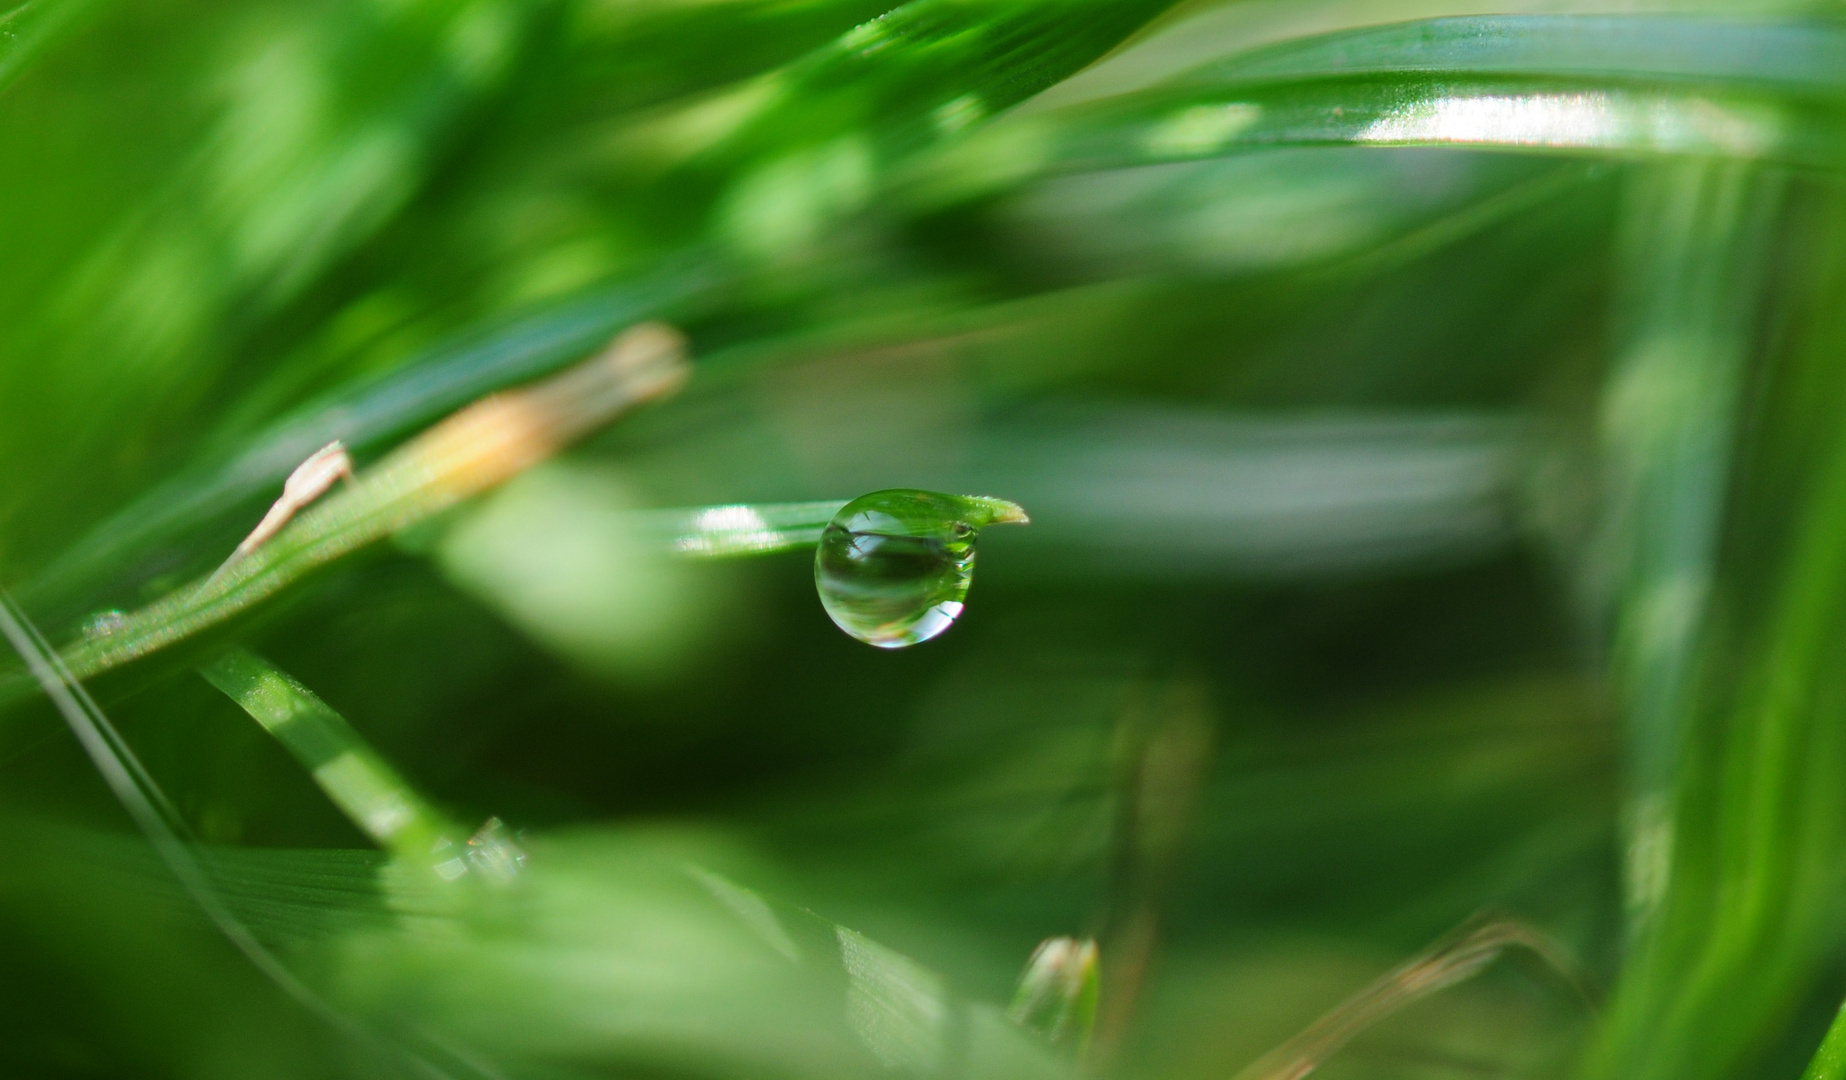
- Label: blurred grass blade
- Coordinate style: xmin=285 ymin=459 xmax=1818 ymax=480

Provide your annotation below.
xmin=0 ymin=592 xmax=398 ymax=1062
xmin=1594 ymin=160 xmax=1784 ymax=927
xmin=29 ymin=323 xmax=686 ymax=689
xmin=200 ymin=648 xmax=458 ymax=861
xmin=1179 ymin=16 xmax=1846 ymax=93
xmin=0 ymin=0 xmax=91 ymax=94
xmin=907 ymin=15 xmax=1846 ymax=206
xmin=1230 ymin=916 xmax=1589 ymax=1080
xmin=714 ymin=0 xmax=1182 ymax=160
xmin=24 ymin=263 xmax=718 ymax=625
xmin=1583 ymin=195 xmax=1846 ymax=1078
xmin=2 ymin=0 xmax=559 ymax=560
xmin=668 ymin=0 xmax=1184 ymax=258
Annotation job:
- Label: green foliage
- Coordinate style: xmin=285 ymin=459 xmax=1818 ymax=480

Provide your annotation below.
xmin=4 ymin=0 xmax=1846 ymax=1078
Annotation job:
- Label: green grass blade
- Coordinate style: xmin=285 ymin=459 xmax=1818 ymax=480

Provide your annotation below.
xmin=906 ymin=16 xmax=1846 ymax=206
xmin=1806 ymin=1001 xmax=1846 ymax=1080
xmin=0 ymin=0 xmax=92 ymax=95
xmin=0 ymin=592 xmax=433 ymax=1069
xmin=22 ymin=262 xmax=719 ymax=625
xmin=1582 ymin=184 xmax=1846 ymax=1080
xmin=1180 ymin=15 xmax=1846 ymax=93
xmin=200 ymin=649 xmax=457 ymax=861
xmin=637 ymin=499 xmax=849 ymax=556
xmin=10 ymin=324 xmax=686 ymax=695
xmin=1231 ymin=916 xmax=1589 ymax=1080
xmin=1596 ymin=161 xmax=1784 ymax=927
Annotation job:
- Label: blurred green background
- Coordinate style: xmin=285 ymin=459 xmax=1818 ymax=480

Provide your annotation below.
xmin=3 ymin=0 xmax=1846 ymax=1077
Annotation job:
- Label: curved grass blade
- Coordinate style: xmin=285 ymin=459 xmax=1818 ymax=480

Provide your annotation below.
xmin=903 ymin=16 xmax=1846 ymax=207
xmin=1179 ymin=15 xmax=1846 ymax=96
xmin=0 ymin=591 xmax=480 ymax=1080
xmin=965 ymin=81 xmax=1823 ymax=185
xmin=1230 ymin=915 xmax=1592 ymax=1080
xmin=622 ymin=0 xmax=1185 ymax=260
xmin=696 ymin=0 xmax=1184 ymax=163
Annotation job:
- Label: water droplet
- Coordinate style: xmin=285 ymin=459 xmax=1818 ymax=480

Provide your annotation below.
xmin=467 ymin=816 xmax=527 ymax=882
xmin=814 ymin=489 xmax=1027 ymax=648
xmin=81 ymin=610 xmax=129 ymax=639
xmin=429 ymin=836 xmax=468 ymax=881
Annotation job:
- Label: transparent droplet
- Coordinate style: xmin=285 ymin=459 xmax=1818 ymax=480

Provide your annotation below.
xmin=466 ymin=816 xmax=528 ymax=883
xmin=814 ymin=489 xmax=1027 ymax=649
xmin=80 ymin=610 xmax=129 ymax=639
xmin=429 ymin=836 xmax=468 ymax=882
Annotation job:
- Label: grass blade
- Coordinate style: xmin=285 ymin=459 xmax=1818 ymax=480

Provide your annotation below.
xmin=1230 ymin=916 xmax=1590 ymax=1080
xmin=200 ymin=648 xmax=458 ymax=861
xmin=2 ymin=323 xmax=686 ymax=700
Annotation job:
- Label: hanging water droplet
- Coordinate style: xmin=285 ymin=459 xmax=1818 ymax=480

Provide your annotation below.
xmin=81 ymin=610 xmax=129 ymax=639
xmin=815 ymin=489 xmax=1027 ymax=648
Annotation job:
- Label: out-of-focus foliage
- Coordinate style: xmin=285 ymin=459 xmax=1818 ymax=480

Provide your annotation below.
xmin=4 ymin=0 xmax=1846 ymax=1077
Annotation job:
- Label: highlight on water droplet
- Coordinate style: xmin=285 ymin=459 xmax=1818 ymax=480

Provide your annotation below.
xmin=814 ymin=489 xmax=1028 ymax=649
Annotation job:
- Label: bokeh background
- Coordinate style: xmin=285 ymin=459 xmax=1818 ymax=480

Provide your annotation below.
xmin=2 ymin=0 xmax=1845 ymax=1077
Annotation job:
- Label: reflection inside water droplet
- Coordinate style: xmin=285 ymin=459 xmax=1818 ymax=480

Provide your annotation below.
xmin=814 ymin=489 xmax=1026 ymax=648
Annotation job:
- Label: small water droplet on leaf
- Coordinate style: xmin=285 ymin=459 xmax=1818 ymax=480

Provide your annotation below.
xmin=467 ymin=816 xmax=528 ymax=882
xmin=814 ymin=489 xmax=1027 ymax=648
xmin=81 ymin=610 xmax=129 ymax=639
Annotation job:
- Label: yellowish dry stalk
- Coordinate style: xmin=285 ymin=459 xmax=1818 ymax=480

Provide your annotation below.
xmin=210 ymin=440 xmax=355 ymax=580
xmin=1232 ymin=917 xmax=1591 ymax=1080
xmin=60 ymin=322 xmax=688 ymax=680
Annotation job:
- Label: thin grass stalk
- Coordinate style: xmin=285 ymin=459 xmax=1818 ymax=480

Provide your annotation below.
xmin=1231 ymin=916 xmax=1590 ymax=1080
xmin=0 ymin=323 xmax=686 ymax=707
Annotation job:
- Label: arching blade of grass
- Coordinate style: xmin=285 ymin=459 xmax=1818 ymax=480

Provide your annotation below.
xmin=1176 ymin=15 xmax=1846 ymax=94
xmin=584 ymin=0 xmax=1188 ymax=267
xmin=652 ymin=0 xmax=1185 ymax=170
xmin=1229 ymin=915 xmax=1591 ymax=1080
xmin=903 ymin=15 xmax=1846 ymax=209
